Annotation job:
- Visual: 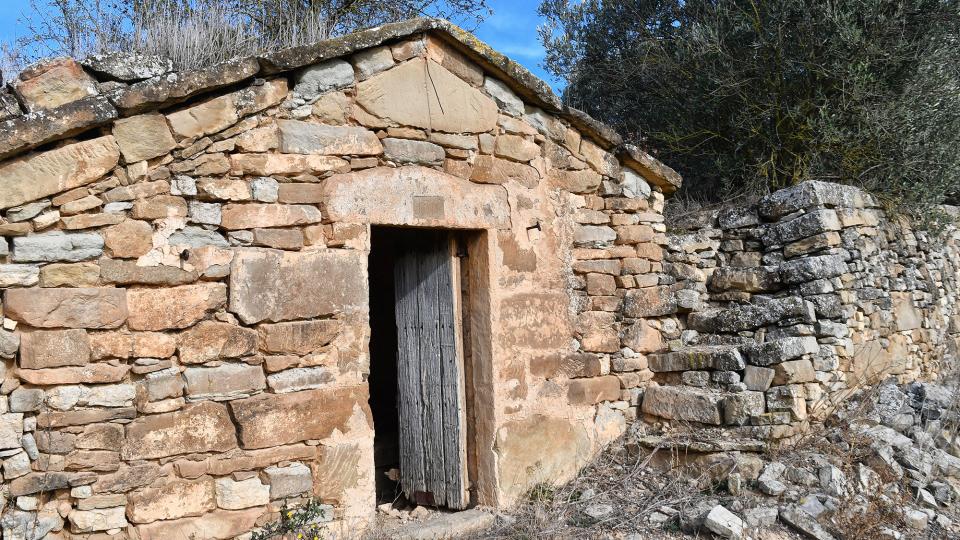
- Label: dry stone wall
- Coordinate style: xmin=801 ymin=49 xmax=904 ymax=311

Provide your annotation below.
xmin=638 ymin=181 xmax=960 ymax=441
xmin=0 ymin=19 xmax=682 ymax=539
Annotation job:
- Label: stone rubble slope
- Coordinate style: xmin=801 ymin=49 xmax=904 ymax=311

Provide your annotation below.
xmin=485 ymin=379 xmax=960 ymax=540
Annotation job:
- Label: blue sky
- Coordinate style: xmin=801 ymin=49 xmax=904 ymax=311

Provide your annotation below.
xmin=0 ymin=0 xmax=562 ymax=91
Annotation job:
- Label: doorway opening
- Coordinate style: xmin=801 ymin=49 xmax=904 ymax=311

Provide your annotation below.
xmin=368 ymin=226 xmax=481 ymax=511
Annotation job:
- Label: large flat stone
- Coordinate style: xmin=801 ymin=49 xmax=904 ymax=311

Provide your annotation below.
xmin=184 ymin=363 xmax=266 ymax=400
xmin=165 ymin=79 xmax=287 ymax=139
xmin=112 ymin=113 xmax=176 ymax=162
xmin=12 ymin=57 xmax=98 ymax=111
xmin=178 ymin=321 xmax=258 ymax=364
xmin=126 ymin=476 xmax=216 ymax=524
xmin=0 ymin=96 xmax=118 ymax=160
xmin=4 ymin=288 xmax=127 ymax=329
xmin=0 ymin=136 xmax=120 ymax=209
xmin=641 ymin=386 xmax=724 ymax=425
xmin=127 ymin=283 xmax=227 ymax=330
xmin=135 ymin=508 xmax=263 ymax=540
xmin=11 ymin=232 xmax=104 ymax=262
xmin=323 ymin=165 xmax=510 ymax=229
xmin=229 ymin=248 xmax=367 ymax=324
xmin=277 ymin=120 xmax=382 ymax=155
xmin=19 ymin=329 xmax=91 ymax=369
xmin=229 ymin=385 xmax=370 ymax=449
xmin=257 ymin=320 xmax=340 ymax=355
xmin=219 ymin=203 xmax=322 ymax=230
xmin=122 ymin=402 xmax=238 ymax=460
xmin=356 ymin=58 xmax=497 ymax=133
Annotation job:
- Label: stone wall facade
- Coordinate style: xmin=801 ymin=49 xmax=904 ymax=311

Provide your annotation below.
xmin=637 ymin=181 xmax=960 ymax=441
xmin=0 ymin=19 xmax=682 ymax=539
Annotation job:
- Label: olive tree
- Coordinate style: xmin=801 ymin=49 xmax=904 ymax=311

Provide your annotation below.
xmin=540 ymin=0 xmax=960 ymax=215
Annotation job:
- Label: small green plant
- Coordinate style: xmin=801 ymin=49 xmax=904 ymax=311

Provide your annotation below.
xmin=251 ymin=498 xmax=333 ymax=540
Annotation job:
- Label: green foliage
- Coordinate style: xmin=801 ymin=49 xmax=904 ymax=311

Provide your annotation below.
xmin=539 ymin=0 xmax=960 ymax=216
xmin=251 ymin=498 xmax=333 ymax=540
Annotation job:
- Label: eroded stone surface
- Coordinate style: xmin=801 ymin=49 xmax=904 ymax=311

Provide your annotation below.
xmin=0 ymin=136 xmax=119 ymax=210
xmin=122 ymin=402 xmax=238 ymax=460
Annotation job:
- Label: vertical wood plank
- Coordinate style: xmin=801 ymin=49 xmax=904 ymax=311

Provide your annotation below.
xmin=418 ymin=231 xmax=446 ymax=505
xmin=439 ymin=234 xmax=468 ymax=509
xmin=395 ymin=249 xmax=426 ymax=497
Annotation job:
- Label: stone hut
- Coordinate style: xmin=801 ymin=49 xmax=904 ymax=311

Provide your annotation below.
xmin=0 ymin=18 xmax=682 ymax=538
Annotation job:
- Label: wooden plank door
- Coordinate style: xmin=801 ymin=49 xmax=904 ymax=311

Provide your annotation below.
xmin=393 ymin=231 xmax=469 ymax=509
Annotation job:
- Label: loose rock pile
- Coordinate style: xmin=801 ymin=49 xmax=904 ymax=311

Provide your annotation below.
xmin=486 ymin=379 xmax=960 ymax=540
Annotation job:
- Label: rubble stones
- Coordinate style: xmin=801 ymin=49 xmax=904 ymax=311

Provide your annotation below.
xmin=703 ymin=505 xmax=744 ymax=539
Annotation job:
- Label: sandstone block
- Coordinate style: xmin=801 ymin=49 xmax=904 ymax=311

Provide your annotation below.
xmin=38 ymin=262 xmax=100 ymax=287
xmin=743 ymin=365 xmax=776 ymax=392
xmin=743 ymin=337 xmax=819 ymax=367
xmin=311 ymin=91 xmax=352 ymax=124
xmin=324 ymin=165 xmax=509 ymax=228
xmin=197 ymin=178 xmax=250 ymax=201
xmin=353 ymin=45 xmax=394 ymax=79
xmin=166 ymin=79 xmax=288 ymax=139
xmin=0 ymin=264 xmax=40 ymax=287
xmin=494 ymin=134 xmax=540 ymax=162
xmin=383 ymin=137 xmax=445 ymax=165
xmin=12 ymin=231 xmax=103 ymax=262
xmin=723 ymin=391 xmax=766 ymax=425
xmin=648 ymin=346 xmax=744 ymax=372
xmin=0 ymin=329 xmax=19 ymax=359
xmin=710 ymin=266 xmax=781 ymax=293
xmin=141 ymin=368 xmax=184 ymax=401
xmin=131 ymin=195 xmax=188 ymax=219
xmin=20 ymin=364 xmax=129 ymax=385
xmin=68 ymin=506 xmax=127 ymax=533
xmin=38 ymin=407 xmax=135 ymax=428
xmin=251 ymin=228 xmax=303 ymax=249
xmin=184 ymin=363 xmax=266 ymax=400
xmin=257 ymin=320 xmax=339 ymax=354
xmin=122 ymin=402 xmax=238 ymax=460
xmin=483 ymin=77 xmax=523 ymax=115
xmin=780 ymin=254 xmax=847 ymax=285
xmin=99 ymin=258 xmax=198 ymax=285
xmin=9 ymin=388 xmax=45 ymax=412
xmin=127 ymin=476 xmax=216 ymax=523
xmin=294 ymin=59 xmax=355 ymax=98
xmin=178 ymin=321 xmax=258 ymax=364
xmin=277 ymin=120 xmax=382 ymax=155
xmin=229 ymin=385 xmax=369 ymax=449
xmin=127 ymin=282 xmax=227 ymax=330
xmin=567 ymin=376 xmax=621 ymax=405
xmin=101 ymin=219 xmax=153 ymax=258
xmin=550 ymin=169 xmax=602 ymax=193
xmin=75 ymin=423 xmax=123 ymax=449
xmin=19 ymin=329 xmax=90 ymax=369
xmin=470 ymin=155 xmax=539 ymax=188
xmin=356 ymin=58 xmax=497 ymax=133
xmin=5 ymin=287 xmax=127 ymax=328
xmin=112 ymin=113 xmax=176 ymax=162
xmin=135 ymin=508 xmax=262 ymax=540
xmin=263 ymin=462 xmax=312 ymax=499
xmin=220 ymin=203 xmax=322 ymax=230
xmin=230 ymin=154 xmax=348 ymax=176
xmin=0 ymin=413 xmax=24 ymax=449
xmin=13 ymin=57 xmax=98 ymax=111
xmin=0 ymin=136 xmax=119 ymax=210
xmin=215 ymin=476 xmax=270 ymax=510
xmin=266 ymin=366 xmax=334 ymax=393
xmin=229 ymin=249 xmax=366 ymax=324
xmin=641 ymin=385 xmax=723 ymax=425
xmin=773 ymin=359 xmax=817 ymax=385
xmin=623 ymin=287 xmax=677 ymax=317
